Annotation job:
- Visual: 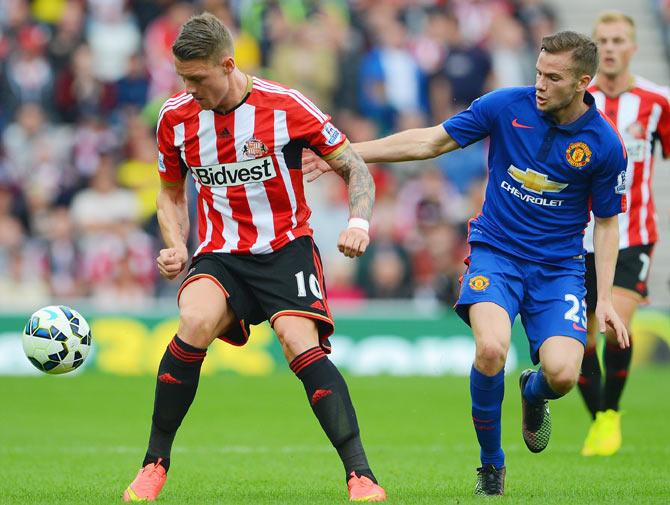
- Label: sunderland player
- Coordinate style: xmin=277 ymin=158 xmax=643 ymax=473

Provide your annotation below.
xmin=578 ymin=11 xmax=670 ymax=457
xmin=303 ymin=31 xmax=629 ymax=496
xmin=122 ymin=13 xmax=386 ymax=502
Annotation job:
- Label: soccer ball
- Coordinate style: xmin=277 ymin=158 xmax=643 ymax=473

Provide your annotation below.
xmin=22 ymin=305 xmax=92 ymax=374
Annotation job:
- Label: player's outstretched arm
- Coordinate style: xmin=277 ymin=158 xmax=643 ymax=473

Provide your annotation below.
xmin=593 ymin=214 xmax=629 ymax=348
xmin=156 ymin=180 xmax=190 ymax=280
xmin=302 ymin=125 xmax=460 ymax=182
xmin=326 ymin=145 xmax=375 ymax=258
xmin=355 ymin=124 xmax=460 ymax=163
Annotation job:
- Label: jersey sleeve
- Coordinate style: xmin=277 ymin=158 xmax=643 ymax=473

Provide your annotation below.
xmin=442 ymin=89 xmax=505 ymax=147
xmin=590 ymin=141 xmax=628 ymax=218
xmin=286 ymin=90 xmax=349 ymax=161
xmin=156 ymin=112 xmax=186 ymax=184
xmin=655 ymin=90 xmax=670 ymax=158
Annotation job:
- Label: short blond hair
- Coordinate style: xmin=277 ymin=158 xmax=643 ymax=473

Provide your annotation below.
xmin=541 ymin=31 xmax=598 ymax=78
xmin=172 ymin=12 xmax=234 ymax=63
xmin=593 ymin=11 xmax=636 ymax=42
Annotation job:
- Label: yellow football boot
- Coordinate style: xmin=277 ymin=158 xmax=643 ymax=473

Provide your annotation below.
xmin=581 ymin=415 xmax=604 ymax=456
xmin=596 ymin=409 xmax=622 ymax=456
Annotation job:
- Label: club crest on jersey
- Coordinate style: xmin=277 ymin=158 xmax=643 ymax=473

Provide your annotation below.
xmin=565 ymin=141 xmax=592 ymax=168
xmin=469 ymin=275 xmax=490 ymax=291
xmin=321 ymin=122 xmax=343 ymax=146
xmin=242 ymin=137 xmax=268 ymax=160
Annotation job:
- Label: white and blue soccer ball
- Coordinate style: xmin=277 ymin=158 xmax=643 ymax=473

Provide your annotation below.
xmin=22 ymin=305 xmax=92 ymax=375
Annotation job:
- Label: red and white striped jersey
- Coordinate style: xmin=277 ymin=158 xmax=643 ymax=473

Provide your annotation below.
xmin=584 ymin=76 xmax=670 ymax=252
xmin=156 ymin=76 xmax=349 ymax=255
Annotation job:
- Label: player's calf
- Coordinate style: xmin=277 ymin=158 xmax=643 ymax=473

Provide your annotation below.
xmin=290 ymin=347 xmax=381 ymax=491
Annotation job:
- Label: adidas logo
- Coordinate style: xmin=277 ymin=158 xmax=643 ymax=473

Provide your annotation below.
xmin=310 ymin=300 xmax=325 ymax=311
xmin=311 ymin=388 xmax=333 ymax=405
xmin=218 ymin=127 xmax=231 ymax=138
xmin=158 ymin=373 xmax=182 ymax=384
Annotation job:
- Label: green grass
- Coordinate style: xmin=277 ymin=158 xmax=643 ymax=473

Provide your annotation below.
xmin=1 ymin=368 xmax=669 ymax=504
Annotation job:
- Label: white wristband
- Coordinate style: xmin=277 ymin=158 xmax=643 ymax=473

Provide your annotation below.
xmin=347 ymin=218 xmax=369 ymax=232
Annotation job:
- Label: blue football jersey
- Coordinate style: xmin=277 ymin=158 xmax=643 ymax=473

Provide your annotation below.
xmin=443 ymin=86 xmax=627 ymax=270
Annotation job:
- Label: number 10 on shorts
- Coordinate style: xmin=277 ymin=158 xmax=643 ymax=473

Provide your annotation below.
xmin=295 ymin=271 xmax=323 ymax=299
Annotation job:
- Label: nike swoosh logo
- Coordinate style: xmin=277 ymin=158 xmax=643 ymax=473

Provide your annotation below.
xmin=512 ymin=118 xmax=533 ymax=129
xmin=44 ymin=309 xmax=58 ymax=321
xmin=573 ymin=322 xmax=587 ymax=332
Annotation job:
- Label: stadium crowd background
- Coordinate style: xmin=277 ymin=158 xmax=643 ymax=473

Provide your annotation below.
xmin=0 ymin=0 xmax=661 ymax=311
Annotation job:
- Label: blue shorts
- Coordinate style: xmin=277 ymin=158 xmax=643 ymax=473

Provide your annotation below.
xmin=455 ymin=243 xmax=587 ymax=364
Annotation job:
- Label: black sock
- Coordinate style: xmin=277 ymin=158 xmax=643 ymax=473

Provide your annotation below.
xmin=578 ymin=346 xmax=602 ymax=419
xmin=604 ymin=336 xmax=632 ymax=411
xmin=143 ymin=335 xmax=207 ymax=472
xmin=290 ymin=347 xmax=376 ymax=483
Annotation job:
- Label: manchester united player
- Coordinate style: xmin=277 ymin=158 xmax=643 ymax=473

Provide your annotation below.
xmin=122 ymin=13 xmax=385 ymax=502
xmin=579 ymin=11 xmax=670 ymax=457
xmin=304 ymin=31 xmax=629 ymax=496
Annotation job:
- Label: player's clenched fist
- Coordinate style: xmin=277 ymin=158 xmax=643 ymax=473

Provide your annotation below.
xmin=337 ymin=227 xmax=369 ymax=258
xmin=156 ymin=245 xmax=189 ymax=280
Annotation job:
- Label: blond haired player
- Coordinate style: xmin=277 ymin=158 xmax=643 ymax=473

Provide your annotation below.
xmin=579 ymin=11 xmax=670 ymax=456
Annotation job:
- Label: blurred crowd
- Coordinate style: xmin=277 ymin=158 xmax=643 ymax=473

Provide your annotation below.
xmin=0 ymin=0 xmax=558 ymax=310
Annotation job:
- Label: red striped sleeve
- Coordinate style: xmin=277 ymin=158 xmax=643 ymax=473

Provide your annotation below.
xmin=597 ymin=109 xmax=627 ymax=159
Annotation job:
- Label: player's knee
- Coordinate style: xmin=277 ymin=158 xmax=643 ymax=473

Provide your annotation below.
xmin=545 ymin=368 xmax=578 ymax=395
xmin=276 ymin=330 xmax=313 ymax=359
xmin=474 ymin=340 xmax=508 ymax=373
xmin=274 ymin=317 xmax=318 ymax=358
xmin=178 ymin=307 xmax=217 ymax=347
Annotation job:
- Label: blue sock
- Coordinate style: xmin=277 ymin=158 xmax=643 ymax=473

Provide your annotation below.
xmin=523 ymin=368 xmax=562 ymax=405
xmin=470 ymin=366 xmax=505 ymax=469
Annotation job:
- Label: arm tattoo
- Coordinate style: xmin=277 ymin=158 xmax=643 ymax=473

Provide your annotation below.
xmin=331 ymin=146 xmax=375 ymax=221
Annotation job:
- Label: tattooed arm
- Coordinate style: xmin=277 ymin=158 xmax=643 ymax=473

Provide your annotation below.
xmin=328 ymin=144 xmax=375 ymax=221
xmin=325 ymin=144 xmax=375 ymax=257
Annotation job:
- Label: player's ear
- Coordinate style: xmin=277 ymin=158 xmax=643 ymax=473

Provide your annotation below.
xmin=222 ymin=56 xmax=235 ymax=74
xmin=576 ymin=73 xmax=591 ymax=93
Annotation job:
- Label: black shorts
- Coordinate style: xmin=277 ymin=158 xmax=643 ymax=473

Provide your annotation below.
xmin=178 ymin=236 xmax=334 ymax=352
xmin=584 ymin=244 xmax=654 ymax=311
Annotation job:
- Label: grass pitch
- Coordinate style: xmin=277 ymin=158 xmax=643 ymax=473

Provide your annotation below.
xmin=1 ymin=367 xmax=669 ymax=504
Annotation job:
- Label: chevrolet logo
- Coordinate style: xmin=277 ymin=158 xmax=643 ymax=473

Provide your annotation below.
xmin=507 ymin=165 xmax=568 ymax=194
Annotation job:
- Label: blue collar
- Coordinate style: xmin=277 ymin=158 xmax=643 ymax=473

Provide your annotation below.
xmin=536 ymin=91 xmax=598 ymax=134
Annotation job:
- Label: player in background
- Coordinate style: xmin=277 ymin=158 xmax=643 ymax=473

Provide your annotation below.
xmin=303 ymin=31 xmax=629 ymax=496
xmin=122 ymin=13 xmax=386 ymax=503
xmin=578 ymin=11 xmax=670 ymax=457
